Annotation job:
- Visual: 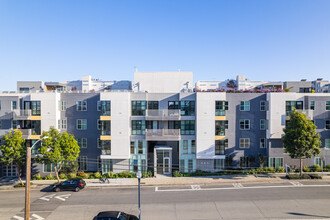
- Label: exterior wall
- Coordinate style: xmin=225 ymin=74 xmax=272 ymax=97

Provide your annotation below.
xmin=17 ymin=81 xmax=44 ymax=92
xmin=283 ymin=81 xmax=311 ymax=93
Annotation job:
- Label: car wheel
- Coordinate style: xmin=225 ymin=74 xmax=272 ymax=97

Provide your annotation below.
xmin=74 ymin=187 xmax=80 ymax=192
xmin=54 ymin=187 xmax=60 ymax=192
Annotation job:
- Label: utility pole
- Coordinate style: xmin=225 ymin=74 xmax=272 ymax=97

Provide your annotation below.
xmin=25 ymin=146 xmax=31 ymax=220
xmin=136 ymin=171 xmax=142 ymax=220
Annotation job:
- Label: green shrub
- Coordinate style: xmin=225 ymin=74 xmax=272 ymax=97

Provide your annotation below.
xmin=303 ymin=166 xmax=310 ymax=172
xmin=276 ymin=166 xmax=285 ymax=173
xmin=327 ymin=165 xmax=330 ymax=169
xmin=14 ymin=182 xmax=33 ymax=187
xmin=82 ymin=173 xmax=90 ymax=179
xmin=142 ymin=171 xmax=153 ymax=178
xmin=256 ymin=168 xmax=264 ymax=173
xmin=44 ymin=174 xmax=55 ymax=180
xmin=309 ymin=174 xmax=322 ymax=179
xmin=286 ymin=174 xmax=311 ymax=179
xmin=107 ymin=171 xmax=114 ymax=178
xmin=118 ymin=171 xmax=135 ymax=178
xmin=68 ymin=173 xmax=76 ymax=179
xmin=264 ymin=167 xmax=275 ymax=173
xmin=59 ymin=173 xmax=67 ymax=179
xmin=33 ymin=173 xmax=42 ymax=180
xmin=114 ymin=173 xmax=119 ymax=178
xmin=94 ymin=172 xmax=102 ymax=179
xmin=173 ymin=170 xmax=182 ymax=177
xmin=313 ymin=164 xmax=322 ymax=172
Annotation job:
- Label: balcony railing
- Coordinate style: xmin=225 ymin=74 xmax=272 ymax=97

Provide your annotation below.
xmin=145 ymin=129 xmax=180 ymax=140
xmin=145 ymin=110 xmax=181 ymax=120
xmin=13 ymin=110 xmax=32 ymax=120
xmin=286 ymin=109 xmax=313 ymax=119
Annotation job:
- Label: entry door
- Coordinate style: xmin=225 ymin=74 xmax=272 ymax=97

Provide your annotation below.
xmin=163 ymin=157 xmax=171 ymax=174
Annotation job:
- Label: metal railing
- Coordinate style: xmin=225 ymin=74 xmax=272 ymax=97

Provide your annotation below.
xmin=145 ymin=109 xmax=181 ymax=119
xmin=145 ymin=129 xmax=180 ymax=140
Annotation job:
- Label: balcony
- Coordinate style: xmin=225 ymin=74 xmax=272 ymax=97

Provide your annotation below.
xmin=145 ymin=110 xmax=181 ymax=120
xmin=286 ymin=109 xmax=313 ymax=120
xmin=12 ymin=110 xmax=41 ymax=120
xmin=20 ymin=129 xmax=41 ymax=140
xmin=145 ymin=129 xmax=180 ymax=141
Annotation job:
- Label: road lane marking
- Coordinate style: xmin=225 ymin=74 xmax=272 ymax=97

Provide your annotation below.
xmin=31 ymin=214 xmax=45 ymax=220
xmin=155 ymin=187 xmax=158 ymax=192
xmin=12 ymin=216 xmax=24 ymax=220
xmin=39 ymin=194 xmax=56 ymax=201
xmin=232 ymin=183 xmax=243 ymax=188
xmin=155 ymin=184 xmax=330 ymax=192
xmin=191 ymin=185 xmax=201 ymax=190
xmin=289 ymin=181 xmax=303 ymax=186
xmin=54 ymin=194 xmax=71 ymax=201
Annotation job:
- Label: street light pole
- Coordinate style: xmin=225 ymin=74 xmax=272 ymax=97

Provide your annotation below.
xmin=25 ymin=137 xmax=48 ymax=220
xmin=136 ymin=171 xmax=142 ymax=220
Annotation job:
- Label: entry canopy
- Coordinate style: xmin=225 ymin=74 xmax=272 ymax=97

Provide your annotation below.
xmin=155 ymin=146 xmax=172 ymax=150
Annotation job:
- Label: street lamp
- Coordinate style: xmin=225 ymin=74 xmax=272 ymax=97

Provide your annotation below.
xmin=25 ymin=136 xmax=48 ymax=220
xmin=136 ymin=171 xmax=142 ymax=220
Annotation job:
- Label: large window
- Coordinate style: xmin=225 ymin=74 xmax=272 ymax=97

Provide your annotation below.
xmin=188 ymin=159 xmax=193 ymax=172
xmin=132 ymin=120 xmax=146 ymax=135
xmin=260 ymin=119 xmax=266 ymax=130
xmin=100 ymin=101 xmax=111 ymax=116
xmin=286 ymin=101 xmax=303 ymax=116
xmin=77 ymin=138 xmax=87 ymax=148
xmin=101 ymin=159 xmax=112 ymax=173
xmin=11 ymin=101 xmax=17 ymax=110
xmin=11 ymin=120 xmax=17 ymax=129
xmin=77 ymin=119 xmax=87 ymax=130
xmin=130 ymin=141 xmax=135 ymax=154
xmin=61 ymin=101 xmax=66 ymax=111
xmin=269 ymin=157 xmax=283 ymax=168
xmin=78 ymin=156 xmax=87 ymax=171
xmin=215 ymin=120 xmax=228 ymax=136
xmin=132 ymin=101 xmax=146 ymax=116
xmin=239 ymin=138 xmax=250 ymax=148
xmin=240 ymin=101 xmax=250 ymax=111
xmin=146 ymin=121 xmax=159 ymax=129
xmin=43 ymin=163 xmax=55 ymax=172
xmin=168 ymin=101 xmax=180 ymax=109
xmin=260 ymin=101 xmax=266 ymax=111
xmin=101 ymin=121 xmax=111 ymax=135
xmin=58 ymin=119 xmax=67 ymax=130
xmin=260 ymin=138 xmax=266 ymax=148
xmin=179 ymin=159 xmax=185 ymax=173
xmin=168 ymin=121 xmax=180 ymax=129
xmin=100 ymin=140 xmax=111 ymax=155
xmin=183 ymin=140 xmax=188 ymax=154
xmin=181 ymin=120 xmax=195 ymax=135
xmin=180 ymin=101 xmax=195 ymax=116
xmin=76 ymin=101 xmax=87 ymax=111
xmin=310 ymin=101 xmax=315 ymax=110
xmin=239 ymin=119 xmax=250 ymax=130
xmin=326 ymin=101 xmax=330 ymax=110
xmin=215 ymin=140 xmax=228 ymax=155
xmin=215 ymin=101 xmax=228 ymax=116
xmin=214 ymin=159 xmax=225 ymax=170
xmin=191 ymin=140 xmax=196 ymax=154
xmin=325 ymin=139 xmax=330 ymax=149
xmin=147 ymin=101 xmax=159 ymax=110
xmin=138 ymin=140 xmax=144 ymax=154
xmin=326 ymin=120 xmax=330 ymax=129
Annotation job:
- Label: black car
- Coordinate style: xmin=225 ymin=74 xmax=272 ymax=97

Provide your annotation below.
xmin=93 ymin=211 xmax=138 ymax=220
xmin=53 ymin=178 xmax=86 ymax=192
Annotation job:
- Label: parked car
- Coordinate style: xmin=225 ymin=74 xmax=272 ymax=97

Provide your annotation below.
xmin=93 ymin=211 xmax=139 ymax=220
xmin=53 ymin=178 xmax=86 ymax=192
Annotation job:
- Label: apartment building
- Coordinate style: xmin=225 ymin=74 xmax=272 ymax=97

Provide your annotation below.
xmin=1 ymin=72 xmax=330 ymax=177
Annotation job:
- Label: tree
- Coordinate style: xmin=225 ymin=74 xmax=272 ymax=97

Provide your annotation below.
xmin=36 ymin=127 xmax=80 ymax=183
xmin=0 ymin=130 xmax=26 ymax=185
xmin=282 ymin=110 xmax=322 ymax=176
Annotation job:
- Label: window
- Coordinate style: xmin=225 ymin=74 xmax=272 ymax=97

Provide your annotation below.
xmin=180 ymin=101 xmax=195 ymax=116
xmin=286 ymin=101 xmax=303 ymax=116
xmin=77 ymin=138 xmax=87 ymax=148
xmin=215 ymin=140 xmax=228 ymax=155
xmin=61 ymin=101 xmax=66 ymax=111
xmin=130 ymin=141 xmax=135 ymax=154
xmin=214 ymin=159 xmax=225 ymax=170
xmin=260 ymin=119 xmax=266 ymax=130
xmin=325 ymin=139 xmax=330 ymax=149
xmin=100 ymin=101 xmax=111 ymax=116
xmin=215 ymin=101 xmax=228 ymax=116
xmin=239 ymin=138 xmax=250 ymax=148
xmin=30 ymin=101 xmax=41 ymax=116
xmin=191 ymin=140 xmax=196 ymax=154
xmin=326 ymin=120 xmax=330 ymax=129
xmin=260 ymin=138 xmax=266 ymax=148
xmin=141 ymin=159 xmax=147 ymax=172
xmin=146 ymin=120 xmax=159 ymax=129
xmin=182 ymin=140 xmax=188 ymax=154
xmin=133 ymin=159 xmax=138 ymax=172
xmin=310 ymin=101 xmax=315 ymax=110
xmin=19 ymin=88 xmax=29 ymax=93
xmin=101 ymin=159 xmax=112 ymax=173
xmin=97 ymin=101 xmax=101 ymax=111
xmin=76 ymin=101 xmax=87 ymax=111
xmin=132 ymin=101 xmax=146 ymax=116
xmin=326 ymin=101 xmax=330 ymax=110
xmin=101 ymin=121 xmax=111 ymax=135
xmin=260 ymin=101 xmax=266 ymax=111
xmin=131 ymin=120 xmax=146 ymax=135
xmin=58 ymin=119 xmax=67 ymax=130
xmin=314 ymin=157 xmax=322 ymax=166
xmin=138 ymin=140 xmax=143 ymax=154
xmin=188 ymin=159 xmax=193 ymax=172
xmin=168 ymin=121 xmax=180 ymax=129
xmin=78 ymin=156 xmax=87 ymax=171
xmin=97 ymin=120 xmax=102 ymax=130
xmin=181 ymin=120 xmax=195 ymax=135
xmin=11 ymin=101 xmax=17 ymax=110
xmin=215 ymin=120 xmax=228 ymax=135
xmin=269 ymin=157 xmax=283 ymax=168
xmin=179 ymin=159 xmax=185 ymax=173
xmin=240 ymin=101 xmax=250 ymax=111
xmin=77 ymin=119 xmax=87 ymax=130
xmin=100 ymin=140 xmax=111 ymax=155
xmin=43 ymin=163 xmax=55 ymax=172
xmin=168 ymin=101 xmax=180 ymax=109
xmin=147 ymin=101 xmax=159 ymax=110
xmin=239 ymin=120 xmax=250 ymax=130
xmin=11 ymin=120 xmax=17 ymax=129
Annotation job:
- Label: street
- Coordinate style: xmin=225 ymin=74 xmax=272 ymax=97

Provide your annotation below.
xmin=1 ymin=181 xmax=330 ymax=220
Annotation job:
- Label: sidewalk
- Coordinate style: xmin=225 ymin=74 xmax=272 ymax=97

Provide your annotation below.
xmin=1 ymin=173 xmax=330 ymax=190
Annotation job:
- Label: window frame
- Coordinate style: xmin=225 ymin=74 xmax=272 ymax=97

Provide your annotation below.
xmin=76 ymin=101 xmax=87 ymax=111
xmin=239 ymin=138 xmax=250 ymax=148
xmin=77 ymin=119 xmax=87 ymax=130
xmin=239 ymin=119 xmax=250 ymax=130
xmin=240 ymin=101 xmax=250 ymax=111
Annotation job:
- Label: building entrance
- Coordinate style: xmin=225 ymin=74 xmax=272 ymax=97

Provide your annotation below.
xmin=154 ymin=146 xmax=172 ymax=175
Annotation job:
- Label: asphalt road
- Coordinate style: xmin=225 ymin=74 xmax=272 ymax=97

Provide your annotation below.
xmin=2 ymin=181 xmax=330 ymax=220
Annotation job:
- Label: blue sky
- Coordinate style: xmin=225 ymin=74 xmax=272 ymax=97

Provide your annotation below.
xmin=1 ymin=0 xmax=330 ymax=91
